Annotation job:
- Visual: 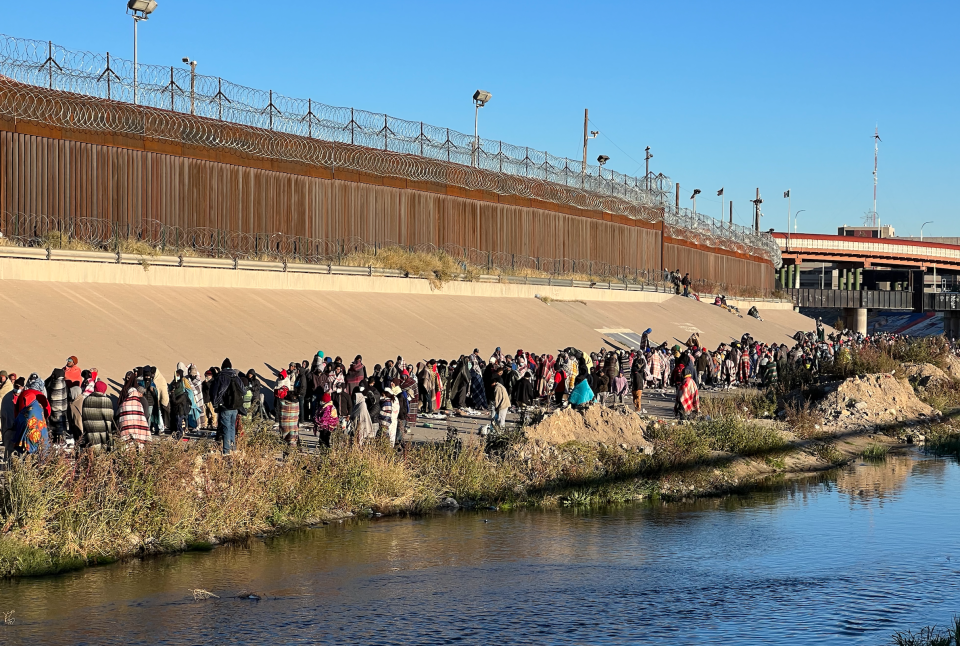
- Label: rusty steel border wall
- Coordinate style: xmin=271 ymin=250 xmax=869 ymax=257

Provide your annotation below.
xmin=0 ymin=124 xmax=774 ymax=292
xmin=0 ymin=41 xmax=778 ymax=291
xmin=0 ymin=34 xmax=781 ymax=266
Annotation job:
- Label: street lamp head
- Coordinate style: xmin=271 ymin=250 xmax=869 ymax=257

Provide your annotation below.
xmin=182 ymin=57 xmax=189 ymax=63
xmin=127 ymin=0 xmax=158 ymax=17
xmin=473 ymin=89 xmax=492 ymax=107
xmin=596 ymin=154 xmax=610 ymax=166
xmin=690 ymin=189 xmax=701 ymax=199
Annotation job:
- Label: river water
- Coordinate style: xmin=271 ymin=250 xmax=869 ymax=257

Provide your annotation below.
xmin=1 ymin=453 xmax=958 ymax=645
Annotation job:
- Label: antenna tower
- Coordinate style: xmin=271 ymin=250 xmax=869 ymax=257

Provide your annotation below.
xmin=872 ymin=126 xmax=881 ymax=231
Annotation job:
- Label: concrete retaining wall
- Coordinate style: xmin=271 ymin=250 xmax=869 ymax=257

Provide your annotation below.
xmin=0 ymin=247 xmax=792 ymax=310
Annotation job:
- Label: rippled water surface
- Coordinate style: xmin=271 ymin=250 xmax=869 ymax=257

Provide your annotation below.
xmin=1 ymin=454 xmax=959 ymax=645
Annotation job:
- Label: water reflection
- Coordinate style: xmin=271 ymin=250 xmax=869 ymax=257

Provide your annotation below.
xmin=1 ymin=454 xmax=958 ymax=646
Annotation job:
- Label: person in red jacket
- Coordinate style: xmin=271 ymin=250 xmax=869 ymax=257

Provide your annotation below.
xmin=64 ymin=356 xmax=82 ymax=390
xmin=16 ymin=373 xmax=51 ymax=420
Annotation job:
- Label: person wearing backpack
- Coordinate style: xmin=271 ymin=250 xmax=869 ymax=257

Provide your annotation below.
xmin=211 ymin=358 xmax=245 ymax=455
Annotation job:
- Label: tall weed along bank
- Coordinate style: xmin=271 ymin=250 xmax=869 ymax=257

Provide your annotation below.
xmin=0 ymin=420 xmax=674 ymax=578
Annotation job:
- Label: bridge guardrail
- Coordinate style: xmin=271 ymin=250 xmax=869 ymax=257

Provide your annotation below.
xmin=785 ymin=288 xmax=914 ymax=310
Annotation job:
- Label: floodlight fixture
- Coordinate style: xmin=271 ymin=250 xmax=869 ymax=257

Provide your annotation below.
xmin=597 ymin=154 xmax=610 ymax=166
xmin=127 ymin=0 xmax=158 ymax=17
xmin=473 ymin=89 xmax=492 ymax=107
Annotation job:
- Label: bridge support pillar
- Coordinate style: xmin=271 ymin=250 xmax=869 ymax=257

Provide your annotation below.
xmin=843 ymin=307 xmax=867 ymax=334
xmin=855 ymin=267 xmax=862 ymax=290
xmin=944 ymin=311 xmax=960 ymax=340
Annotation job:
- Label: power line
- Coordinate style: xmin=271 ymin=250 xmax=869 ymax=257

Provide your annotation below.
xmin=586 ymin=118 xmax=645 ymax=173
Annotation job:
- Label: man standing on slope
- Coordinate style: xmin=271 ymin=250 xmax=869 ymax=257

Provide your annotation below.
xmin=211 ymin=358 xmax=245 ymax=455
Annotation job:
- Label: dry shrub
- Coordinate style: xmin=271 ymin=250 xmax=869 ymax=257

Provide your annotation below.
xmin=924 ymin=423 xmax=960 ymax=459
xmin=783 ymin=400 xmax=824 ymax=439
xmin=812 ymin=443 xmax=845 ymax=465
xmin=0 ymin=433 xmax=437 ymax=577
xmin=644 ymin=421 xmax=710 ymax=468
xmin=39 ymin=232 xmax=100 ymax=252
xmin=117 ymin=238 xmax=161 ymax=257
xmin=890 ymin=335 xmax=952 ymax=368
xmin=701 ymin=389 xmax=776 ymax=419
xmin=340 ymin=247 xmax=471 ymax=287
xmin=918 ymin=381 xmax=960 ymax=413
xmin=694 ymin=416 xmax=786 ymax=456
xmin=827 ymin=344 xmax=899 ymax=379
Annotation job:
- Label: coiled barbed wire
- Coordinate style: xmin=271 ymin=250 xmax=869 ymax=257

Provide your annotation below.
xmin=0 ymin=211 xmax=774 ymax=296
xmin=0 ymin=33 xmax=781 ymax=268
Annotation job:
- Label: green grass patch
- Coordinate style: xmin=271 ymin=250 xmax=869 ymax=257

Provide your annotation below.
xmin=919 ymin=381 xmax=960 ymax=413
xmin=892 ymin=615 xmax=960 ymax=646
xmin=695 ymin=416 xmax=787 ymax=456
xmin=860 ymin=443 xmax=889 ymax=461
xmin=924 ymin=424 xmax=960 ymax=460
xmin=812 ymin=443 xmax=845 ymax=465
xmin=701 ymin=389 xmax=777 ymax=420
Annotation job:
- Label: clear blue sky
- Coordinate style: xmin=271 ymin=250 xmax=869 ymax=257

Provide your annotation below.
xmin=5 ymin=0 xmax=958 ymax=237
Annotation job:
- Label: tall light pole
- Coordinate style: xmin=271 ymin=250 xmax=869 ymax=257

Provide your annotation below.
xmin=920 ymin=220 xmax=933 ymax=241
xmin=472 ymin=90 xmax=491 ymax=167
xmin=644 ymin=146 xmax=652 ymax=191
xmin=783 ymin=189 xmax=791 ymax=240
xmin=127 ymin=0 xmax=158 ymax=105
xmin=690 ymin=189 xmax=701 ymax=215
xmin=582 ymin=109 xmax=597 ymax=186
xmin=182 ymin=57 xmax=197 ymax=115
xmin=794 ymin=209 xmax=805 ymax=233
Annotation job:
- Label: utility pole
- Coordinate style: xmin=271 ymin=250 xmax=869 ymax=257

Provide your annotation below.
xmin=751 ymin=188 xmax=763 ymax=232
xmin=729 ymin=200 xmax=733 ymax=227
xmin=582 ymin=109 xmax=597 ymax=187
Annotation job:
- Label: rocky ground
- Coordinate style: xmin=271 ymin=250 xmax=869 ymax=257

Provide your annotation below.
xmin=813 ymin=373 xmax=938 ymax=430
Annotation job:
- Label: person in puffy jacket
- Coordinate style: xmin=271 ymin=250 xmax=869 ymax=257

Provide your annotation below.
xmin=80 ymin=381 xmax=115 ymax=449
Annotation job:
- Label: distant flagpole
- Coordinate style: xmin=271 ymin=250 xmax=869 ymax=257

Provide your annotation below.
xmin=717 ymin=187 xmax=724 ymax=227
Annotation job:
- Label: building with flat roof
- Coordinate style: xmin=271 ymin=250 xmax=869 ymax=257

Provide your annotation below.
xmin=838 ymin=225 xmax=895 ymax=238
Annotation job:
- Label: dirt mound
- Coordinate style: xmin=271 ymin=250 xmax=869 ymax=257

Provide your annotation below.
xmin=897 ymin=363 xmax=951 ymax=389
xmin=526 ymin=405 xmax=651 ymax=450
xmin=815 ymin=373 xmax=937 ymax=428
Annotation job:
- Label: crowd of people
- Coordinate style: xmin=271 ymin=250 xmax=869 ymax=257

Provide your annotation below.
xmin=0 ymin=317 xmax=918 ymax=461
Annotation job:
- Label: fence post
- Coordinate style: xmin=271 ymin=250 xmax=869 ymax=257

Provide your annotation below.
xmin=511 ymin=253 xmax=515 ymax=270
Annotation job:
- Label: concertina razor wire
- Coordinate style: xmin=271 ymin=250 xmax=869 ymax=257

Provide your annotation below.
xmin=0 ymin=211 xmax=775 ymax=297
xmin=0 ymin=34 xmax=782 ymax=269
